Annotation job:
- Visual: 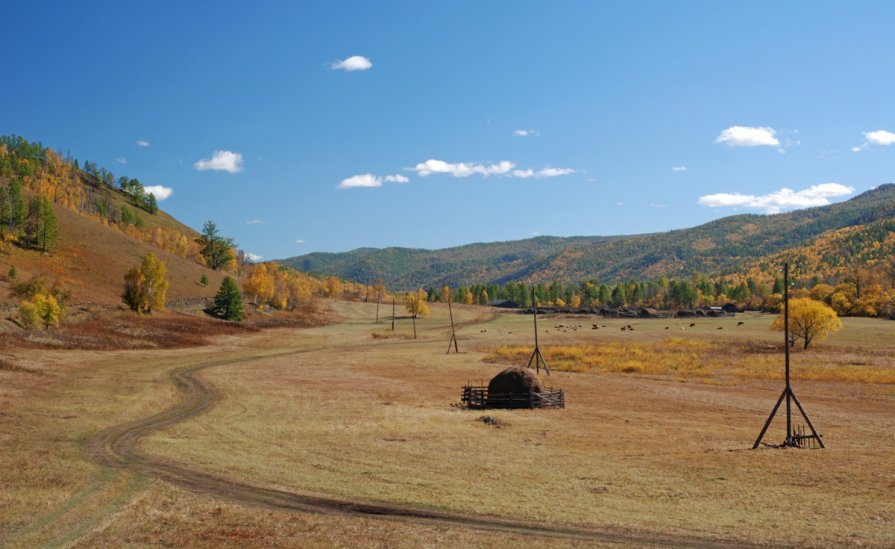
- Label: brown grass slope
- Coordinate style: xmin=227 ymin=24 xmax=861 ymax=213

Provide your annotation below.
xmin=0 ymin=194 xmax=229 ymax=307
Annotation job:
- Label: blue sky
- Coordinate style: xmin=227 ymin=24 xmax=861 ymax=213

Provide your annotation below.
xmin=2 ymin=1 xmax=894 ymax=261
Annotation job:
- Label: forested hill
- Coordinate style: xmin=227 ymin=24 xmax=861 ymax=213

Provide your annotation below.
xmin=280 ymin=184 xmax=895 ymax=288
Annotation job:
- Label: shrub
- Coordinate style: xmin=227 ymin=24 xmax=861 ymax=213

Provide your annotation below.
xmin=213 ymin=276 xmax=244 ymax=321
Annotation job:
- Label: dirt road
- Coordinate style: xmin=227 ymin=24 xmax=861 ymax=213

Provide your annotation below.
xmin=86 ymin=342 xmax=757 ymax=547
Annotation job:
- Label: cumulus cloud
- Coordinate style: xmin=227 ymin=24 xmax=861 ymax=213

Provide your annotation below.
xmin=853 ymin=129 xmax=895 ymax=152
xmin=514 ymin=129 xmax=539 ymax=137
xmin=338 ymin=173 xmax=409 ymax=189
xmin=715 ymin=126 xmax=780 ymax=148
xmin=194 ymin=150 xmax=243 ymax=173
xmin=410 ymin=159 xmax=515 ymax=178
xmin=698 ymin=183 xmax=854 ymax=213
xmin=244 ymin=219 xmax=264 ymax=225
xmin=295 ymin=239 xmax=305 ymax=244
xmin=671 ymin=165 xmax=687 ymax=172
xmin=406 ymin=159 xmax=575 ymax=180
xmin=331 ymin=55 xmax=372 ymax=71
xmin=866 ymin=130 xmax=895 ymax=145
xmin=116 ymin=157 xmax=127 ymax=164
xmin=143 ymin=185 xmax=173 ymax=200
xmin=245 ymin=253 xmax=263 ymax=262
xmin=136 ymin=140 xmax=150 ymax=147
xmin=512 ymin=167 xmax=576 ymax=178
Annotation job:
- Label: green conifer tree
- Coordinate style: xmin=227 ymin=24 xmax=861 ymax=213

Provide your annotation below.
xmin=213 ymin=276 xmax=244 ymax=321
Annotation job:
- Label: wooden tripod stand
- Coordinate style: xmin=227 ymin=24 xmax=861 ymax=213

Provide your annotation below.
xmin=526 ymin=286 xmax=550 ymax=375
xmin=753 ymin=263 xmax=825 ymax=449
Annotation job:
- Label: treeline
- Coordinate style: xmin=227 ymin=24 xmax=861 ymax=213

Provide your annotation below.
xmin=428 ymin=260 xmax=895 ymax=319
xmin=242 ymin=263 xmax=388 ymax=312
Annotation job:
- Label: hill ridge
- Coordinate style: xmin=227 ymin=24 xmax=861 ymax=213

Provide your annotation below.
xmin=279 ymin=184 xmax=895 ymax=288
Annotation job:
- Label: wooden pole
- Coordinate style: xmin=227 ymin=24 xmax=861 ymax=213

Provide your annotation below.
xmin=391 ymin=298 xmax=395 ymax=331
xmin=447 ymin=297 xmax=459 ymax=353
xmin=753 ymin=262 xmax=825 ymax=449
xmin=375 ymin=294 xmax=381 ymax=323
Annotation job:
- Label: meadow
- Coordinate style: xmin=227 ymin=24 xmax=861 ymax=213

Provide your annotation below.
xmin=1 ymin=301 xmax=893 ymax=547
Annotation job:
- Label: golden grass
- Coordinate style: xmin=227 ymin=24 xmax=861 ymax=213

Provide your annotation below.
xmin=3 ymin=302 xmax=894 ymax=547
xmin=485 ymin=338 xmax=895 ymax=384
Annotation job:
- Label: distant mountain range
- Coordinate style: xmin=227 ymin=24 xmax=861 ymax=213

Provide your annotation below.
xmin=278 ymin=184 xmax=895 ymax=288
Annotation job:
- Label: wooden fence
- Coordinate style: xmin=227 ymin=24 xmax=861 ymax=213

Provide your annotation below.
xmin=461 ymin=385 xmax=565 ymax=409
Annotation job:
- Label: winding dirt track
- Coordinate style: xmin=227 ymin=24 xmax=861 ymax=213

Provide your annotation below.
xmin=87 ymin=346 xmax=758 ymax=547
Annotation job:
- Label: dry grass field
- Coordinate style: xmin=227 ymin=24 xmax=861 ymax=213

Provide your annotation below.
xmin=2 ymin=301 xmax=894 ymax=547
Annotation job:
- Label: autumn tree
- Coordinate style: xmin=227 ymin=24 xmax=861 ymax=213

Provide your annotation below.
xmin=771 ymin=297 xmax=842 ymax=350
xmin=23 ymin=195 xmax=58 ymax=251
xmin=323 ymin=276 xmax=342 ymax=298
xmin=404 ymin=288 xmax=430 ymax=338
xmin=213 ymin=276 xmax=244 ymax=321
xmin=123 ymin=253 xmax=169 ymax=313
xmin=243 ymin=263 xmax=275 ymax=306
xmin=197 ymin=220 xmax=235 ymax=270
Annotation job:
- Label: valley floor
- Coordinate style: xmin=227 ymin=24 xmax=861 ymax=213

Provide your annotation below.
xmin=1 ymin=301 xmax=893 ymax=547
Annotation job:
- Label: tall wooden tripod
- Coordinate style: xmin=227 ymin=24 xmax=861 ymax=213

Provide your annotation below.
xmin=753 ymin=263 xmax=825 ymax=449
xmin=446 ymin=297 xmax=459 ymax=354
xmin=527 ymin=286 xmax=550 ymax=375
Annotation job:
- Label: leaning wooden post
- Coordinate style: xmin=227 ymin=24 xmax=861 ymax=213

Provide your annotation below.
xmin=391 ymin=298 xmax=396 ymax=331
xmin=447 ymin=296 xmax=459 ymax=353
xmin=375 ymin=293 xmax=381 ymax=323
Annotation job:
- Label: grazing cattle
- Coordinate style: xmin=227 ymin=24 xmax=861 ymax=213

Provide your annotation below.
xmin=621 ymin=326 xmax=627 ymax=331
xmin=737 ymin=321 xmax=745 ymax=326
xmin=717 ymin=326 xmax=723 ymax=330
xmin=592 ymin=324 xmax=599 ymax=330
xmin=689 ymin=323 xmax=696 ymax=327
xmin=664 ymin=326 xmax=669 ymax=330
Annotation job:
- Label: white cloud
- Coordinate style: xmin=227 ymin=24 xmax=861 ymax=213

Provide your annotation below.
xmin=245 ymin=252 xmax=263 ymax=262
xmin=615 ymin=202 xmax=625 ymax=206
xmin=244 ymin=219 xmax=264 ymax=225
xmin=143 ymin=185 xmax=173 ymax=200
xmin=136 ymin=140 xmax=150 ymax=147
xmin=116 ymin=157 xmax=127 ymax=164
xmin=650 ymin=203 xmax=668 ymax=208
xmin=194 ymin=150 xmax=243 ymax=173
xmin=671 ymin=166 xmax=687 ymax=172
xmin=865 ymin=130 xmax=895 ymax=146
xmin=410 ymin=159 xmax=515 ymax=178
xmin=331 ymin=55 xmax=372 ymax=71
xmin=338 ymin=173 xmax=409 ymax=189
xmin=698 ymin=182 xmax=854 ymax=213
xmin=715 ymin=126 xmax=780 ymax=148
xmin=514 ymin=129 xmax=539 ymax=137
xmin=855 ymin=129 xmax=895 ymax=152
xmin=295 ymin=239 xmax=305 ymax=244
xmin=408 ymin=159 xmax=574 ymax=180
xmin=511 ymin=167 xmax=576 ymax=178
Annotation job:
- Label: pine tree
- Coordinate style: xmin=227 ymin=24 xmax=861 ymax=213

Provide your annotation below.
xmin=24 ymin=195 xmax=59 ymax=251
xmin=213 ymin=276 xmax=244 ymax=321
xmin=146 ymin=192 xmax=158 ymax=214
xmin=197 ymin=220 xmax=236 ymax=270
xmin=8 ymin=178 xmax=24 ymax=236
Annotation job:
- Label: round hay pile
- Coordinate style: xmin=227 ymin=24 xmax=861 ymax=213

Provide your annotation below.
xmin=486 ymin=366 xmax=543 ymax=408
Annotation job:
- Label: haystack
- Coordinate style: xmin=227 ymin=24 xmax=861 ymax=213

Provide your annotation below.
xmin=486 ymin=366 xmax=543 ymax=408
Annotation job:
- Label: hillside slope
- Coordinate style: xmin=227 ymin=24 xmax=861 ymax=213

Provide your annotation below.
xmin=280 ymin=184 xmax=895 ymax=288
xmin=0 ymin=201 xmax=230 ymax=307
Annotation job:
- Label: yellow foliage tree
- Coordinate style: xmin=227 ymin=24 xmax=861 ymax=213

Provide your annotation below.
xmin=243 ymin=263 xmax=276 ymax=306
xmin=770 ymin=297 xmax=842 ymax=350
xmin=442 ymin=284 xmax=451 ymax=303
xmin=123 ymin=253 xmax=169 ymax=313
xmin=404 ymin=288 xmax=430 ymax=339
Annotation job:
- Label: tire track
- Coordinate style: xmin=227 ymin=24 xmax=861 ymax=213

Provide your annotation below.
xmin=87 ymin=343 xmax=760 ymax=547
